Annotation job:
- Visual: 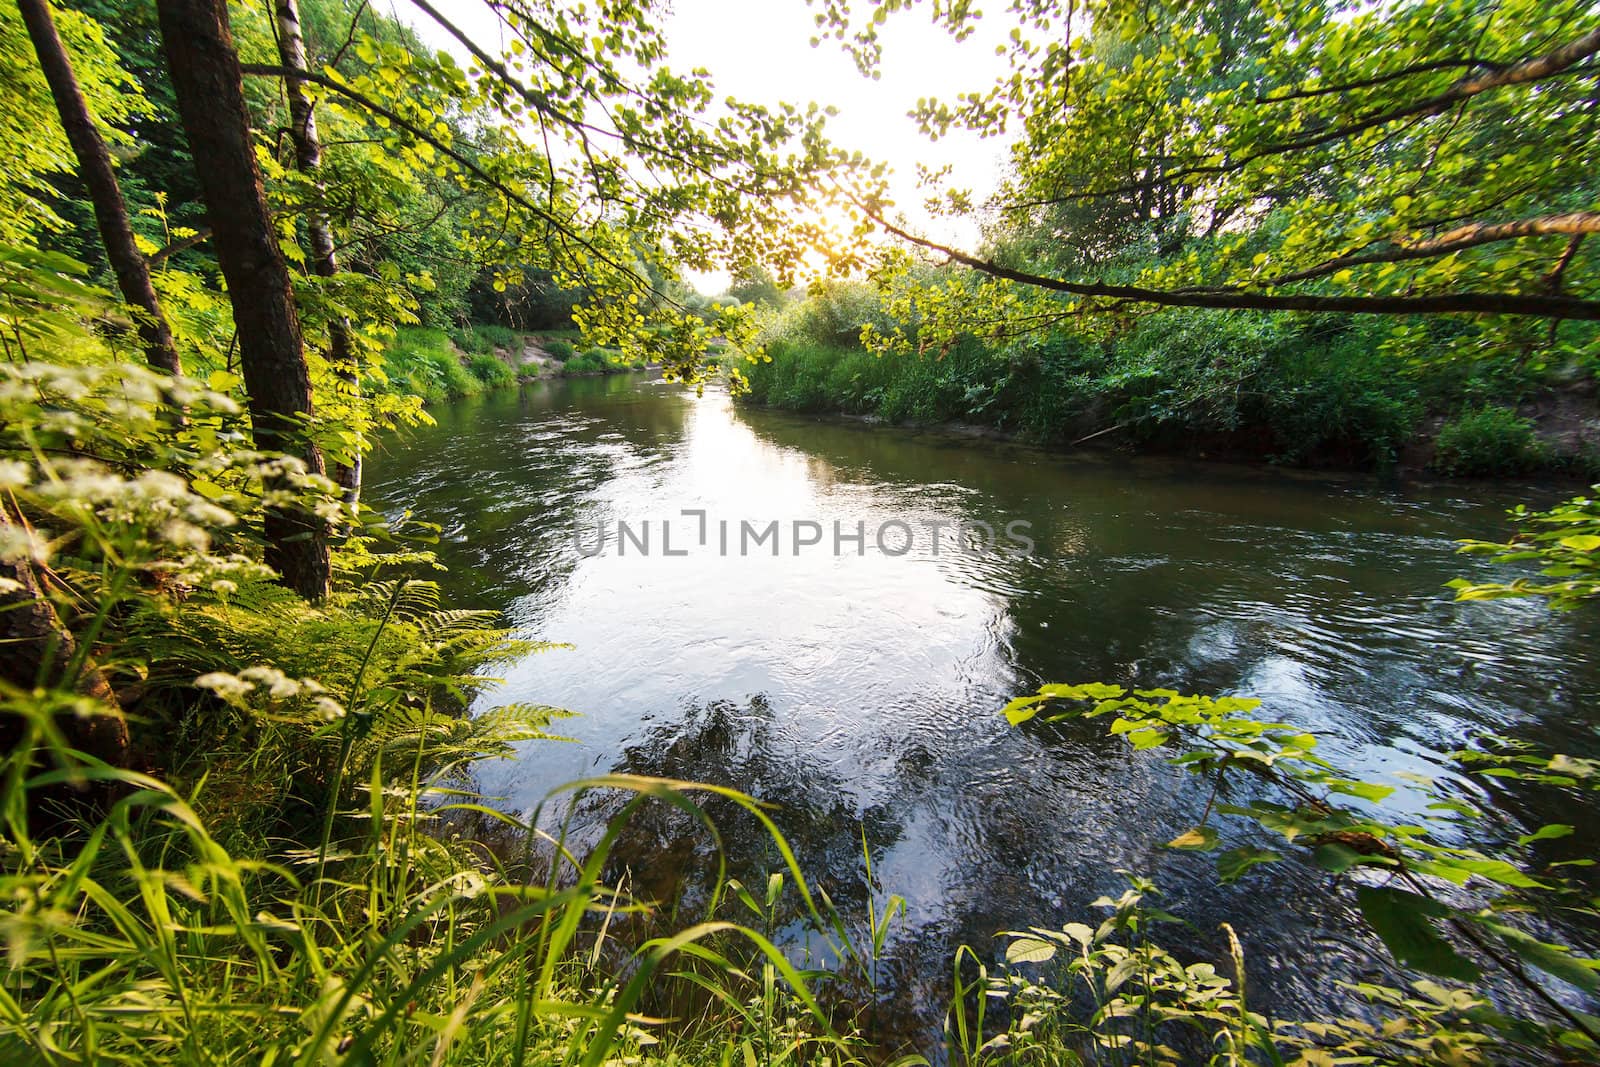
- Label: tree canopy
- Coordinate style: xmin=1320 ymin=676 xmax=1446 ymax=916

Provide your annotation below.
xmin=811 ymin=0 xmax=1600 ymax=359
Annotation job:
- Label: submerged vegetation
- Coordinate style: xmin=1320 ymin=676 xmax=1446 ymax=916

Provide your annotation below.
xmin=1 ymin=0 xmax=1599 ymax=1064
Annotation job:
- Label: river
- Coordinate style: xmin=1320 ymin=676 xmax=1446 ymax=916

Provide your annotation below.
xmin=366 ymin=373 xmax=1600 ymax=1042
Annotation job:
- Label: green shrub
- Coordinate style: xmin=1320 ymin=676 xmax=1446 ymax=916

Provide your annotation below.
xmin=1433 ymin=405 xmax=1544 ymax=476
xmin=544 ymin=339 xmax=575 ymax=361
xmin=467 ymin=352 xmax=518 ymax=388
xmin=448 ymin=325 xmax=487 ymax=354
xmin=563 ymin=350 xmax=610 ymax=374
xmin=1260 ymin=322 xmax=1421 ymax=467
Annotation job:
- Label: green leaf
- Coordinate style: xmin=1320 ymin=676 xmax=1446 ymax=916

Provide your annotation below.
xmin=1005 ymin=936 xmax=1058 ymax=964
xmin=1312 ymin=842 xmax=1395 ymax=874
xmin=1478 ymin=920 xmax=1600 ymax=995
xmin=1517 ymin=824 xmax=1574 ymax=846
xmin=1355 ymin=886 xmax=1480 ymax=982
xmin=1217 ymin=846 xmax=1281 ymax=883
xmin=1444 ymin=859 xmax=1547 ymax=889
xmin=1002 ymin=697 xmax=1041 ymax=725
xmin=1167 ymin=826 xmax=1220 ymax=851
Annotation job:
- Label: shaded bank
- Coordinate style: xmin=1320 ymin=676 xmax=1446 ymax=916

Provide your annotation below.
xmin=736 ymin=307 xmax=1600 ymax=480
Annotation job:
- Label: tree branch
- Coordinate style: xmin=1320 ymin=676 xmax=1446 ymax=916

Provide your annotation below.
xmin=1269 ymin=211 xmax=1600 ymax=285
xmin=237 ymin=62 xmax=665 ymax=302
xmin=864 ymin=207 xmax=1600 ymax=320
xmin=1028 ymin=26 xmax=1600 ymax=207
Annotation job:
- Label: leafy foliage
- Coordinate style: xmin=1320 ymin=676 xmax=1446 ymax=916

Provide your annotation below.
xmin=991 ymin=663 xmax=1600 ymax=1060
xmin=817 ymin=0 xmax=1600 ymax=338
xmin=1432 ymin=406 xmax=1544 ymax=476
xmin=0 ymin=338 xmax=880 ymax=1067
xmin=1453 ymin=489 xmax=1600 ymax=609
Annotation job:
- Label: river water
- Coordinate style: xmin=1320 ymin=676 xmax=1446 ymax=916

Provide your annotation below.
xmin=367 ymin=374 xmax=1600 ymax=1041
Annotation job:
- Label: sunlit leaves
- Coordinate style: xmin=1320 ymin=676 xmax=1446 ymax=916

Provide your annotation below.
xmin=1453 ymin=490 xmax=1600 ymax=609
xmin=815 ymin=0 xmax=1600 ymax=362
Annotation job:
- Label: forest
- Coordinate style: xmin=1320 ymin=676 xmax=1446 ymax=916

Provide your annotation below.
xmin=2 ymin=0 xmax=1599 ymax=1064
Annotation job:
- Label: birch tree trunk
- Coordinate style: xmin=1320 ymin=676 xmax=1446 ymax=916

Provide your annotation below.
xmin=274 ymin=0 xmax=361 ymax=507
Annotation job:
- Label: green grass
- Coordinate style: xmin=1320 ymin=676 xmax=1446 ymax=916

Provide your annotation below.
xmin=468 ymin=352 xmax=519 ymax=388
xmin=380 ymin=327 xmax=482 ymax=402
xmin=562 ymin=348 xmax=641 ymax=375
xmin=474 ymin=323 xmax=520 ymax=351
xmin=379 ymin=328 xmax=525 ymax=402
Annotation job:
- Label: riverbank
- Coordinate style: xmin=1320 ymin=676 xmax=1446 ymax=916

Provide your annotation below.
xmin=735 ymin=329 xmax=1600 ymax=482
xmin=742 ymin=390 xmax=1600 ymax=489
xmin=378 ymin=325 xmax=655 ymax=404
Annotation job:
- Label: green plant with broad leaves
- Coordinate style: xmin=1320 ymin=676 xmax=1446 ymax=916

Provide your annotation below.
xmin=1452 ymin=489 xmax=1600 ymax=609
xmin=992 ymin=531 xmax=1600 ymax=1067
xmin=994 ymin=648 xmax=1600 ymax=1060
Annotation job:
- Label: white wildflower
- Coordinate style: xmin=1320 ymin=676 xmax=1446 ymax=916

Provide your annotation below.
xmin=135 ymin=470 xmax=189 ymax=500
xmin=159 ymin=520 xmax=210 ymax=550
xmin=0 ymin=460 xmax=31 ymax=490
xmin=240 ymin=666 xmax=298 ymax=699
xmin=0 ymin=525 xmax=49 ymax=566
xmin=196 ymin=672 xmax=254 ymax=702
xmin=183 ymin=500 xmax=237 ymax=528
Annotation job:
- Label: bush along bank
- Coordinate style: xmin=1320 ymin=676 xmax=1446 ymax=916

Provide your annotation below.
xmin=736 ymin=291 xmax=1600 ymax=479
xmin=377 ymin=326 xmax=660 ymax=404
xmin=562 ymin=345 xmax=654 ymax=376
xmin=378 ymin=326 xmax=528 ymax=403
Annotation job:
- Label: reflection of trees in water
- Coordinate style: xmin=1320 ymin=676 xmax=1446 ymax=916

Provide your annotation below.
xmin=571 ymin=696 xmax=896 ymax=916
xmin=747 ymin=400 xmax=1600 ymax=827
xmin=548 ymin=695 xmax=938 ymax=1048
xmin=367 ymin=378 xmax=693 ymax=610
xmin=393 ymin=383 xmax=1600 ymax=1044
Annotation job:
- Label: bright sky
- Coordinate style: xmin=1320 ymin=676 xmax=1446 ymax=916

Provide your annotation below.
xmin=392 ymin=0 xmax=1016 ymax=293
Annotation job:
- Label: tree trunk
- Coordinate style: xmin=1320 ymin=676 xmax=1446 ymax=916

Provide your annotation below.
xmin=274 ymin=0 xmax=360 ymax=508
xmin=0 ymin=508 xmax=128 ymax=769
xmin=156 ymin=0 xmax=330 ymax=600
xmin=18 ymin=0 xmax=183 ymax=378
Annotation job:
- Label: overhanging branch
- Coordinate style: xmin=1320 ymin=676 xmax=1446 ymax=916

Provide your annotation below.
xmin=866 ymin=209 xmax=1600 ymax=320
xmin=238 ymin=62 xmax=671 ymax=304
xmin=1271 ymin=211 xmax=1600 ymax=285
xmin=1026 ymin=26 xmax=1600 ymax=208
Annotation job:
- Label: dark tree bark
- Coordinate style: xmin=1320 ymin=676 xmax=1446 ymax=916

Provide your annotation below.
xmin=275 ymin=0 xmax=361 ymax=507
xmin=18 ymin=0 xmax=183 ymax=378
xmin=0 ymin=508 xmax=128 ymax=769
xmin=156 ymin=0 xmax=330 ymax=600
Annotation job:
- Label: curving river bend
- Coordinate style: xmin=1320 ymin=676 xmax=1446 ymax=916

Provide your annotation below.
xmin=368 ymin=373 xmax=1600 ymax=1040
